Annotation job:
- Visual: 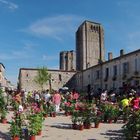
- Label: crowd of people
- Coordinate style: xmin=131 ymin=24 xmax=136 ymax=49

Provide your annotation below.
xmin=1 ymin=85 xmax=140 ymax=114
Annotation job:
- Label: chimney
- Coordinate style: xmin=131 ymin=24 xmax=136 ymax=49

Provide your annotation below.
xmin=120 ymin=49 xmax=124 ymax=56
xmin=108 ymin=52 xmax=113 ymax=60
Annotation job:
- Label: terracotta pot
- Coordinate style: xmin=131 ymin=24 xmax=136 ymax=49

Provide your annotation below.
xmin=108 ymin=119 xmax=113 ymax=124
xmin=12 ymin=136 xmax=19 ymax=140
xmin=52 ymin=112 xmax=56 ymax=117
xmin=79 ymin=124 xmax=84 ymax=131
xmin=30 ymin=135 xmax=35 ymax=140
xmin=95 ymin=123 xmax=100 ymax=128
xmin=50 ymin=113 xmax=53 ymax=117
xmin=123 ymin=119 xmax=127 ymax=123
xmin=44 ymin=114 xmax=48 ymax=118
xmin=114 ymin=118 xmax=118 ymax=123
xmin=1 ymin=119 xmax=7 ymax=124
xmin=72 ymin=124 xmax=78 ymax=130
xmin=65 ymin=112 xmax=69 ymax=116
xmin=37 ymin=130 xmax=42 ymax=136
xmin=84 ymin=123 xmax=91 ymax=129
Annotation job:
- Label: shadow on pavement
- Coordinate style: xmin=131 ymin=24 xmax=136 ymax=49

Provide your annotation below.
xmin=0 ymin=131 xmax=11 ymax=140
xmin=50 ymin=123 xmax=72 ymax=130
xmin=100 ymin=129 xmax=125 ymax=140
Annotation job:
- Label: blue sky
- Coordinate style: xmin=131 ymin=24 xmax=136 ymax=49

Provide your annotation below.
xmin=0 ymin=0 xmax=140 ymax=86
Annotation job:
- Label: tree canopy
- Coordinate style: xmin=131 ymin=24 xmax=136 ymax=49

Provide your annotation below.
xmin=34 ymin=67 xmax=51 ymax=90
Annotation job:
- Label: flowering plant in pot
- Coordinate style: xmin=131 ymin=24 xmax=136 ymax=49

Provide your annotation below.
xmin=112 ymin=106 xmax=120 ymax=123
xmin=94 ymin=110 xmax=103 ymax=128
xmin=28 ymin=113 xmax=39 ymax=138
xmin=1 ymin=109 xmax=8 ymax=123
xmin=9 ymin=120 xmax=22 ymax=140
xmin=42 ymin=102 xmax=49 ymax=117
xmin=64 ymin=102 xmax=71 ymax=115
xmin=9 ymin=112 xmax=23 ymax=140
xmin=71 ymin=110 xmax=79 ymax=129
xmin=123 ymin=109 xmax=140 ymax=139
xmin=48 ymin=104 xmax=56 ymax=117
xmin=82 ymin=104 xmax=94 ymax=129
xmin=77 ymin=116 xmax=84 ymax=130
xmin=122 ymin=106 xmax=131 ymax=123
xmin=100 ymin=103 xmax=114 ymax=123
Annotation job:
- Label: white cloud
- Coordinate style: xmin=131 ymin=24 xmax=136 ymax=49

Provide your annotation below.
xmin=42 ymin=55 xmax=58 ymax=61
xmin=0 ymin=0 xmax=18 ymax=10
xmin=23 ymin=15 xmax=84 ymax=41
xmin=0 ymin=51 xmax=30 ymax=60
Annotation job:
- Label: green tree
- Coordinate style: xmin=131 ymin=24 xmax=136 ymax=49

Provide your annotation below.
xmin=34 ymin=67 xmax=51 ymax=91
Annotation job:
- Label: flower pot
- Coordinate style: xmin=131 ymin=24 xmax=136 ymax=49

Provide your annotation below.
xmin=95 ymin=123 xmax=100 ymax=128
xmin=1 ymin=118 xmax=7 ymax=124
xmin=84 ymin=123 xmax=91 ymax=129
xmin=30 ymin=135 xmax=35 ymax=140
xmin=65 ymin=112 xmax=69 ymax=116
xmin=123 ymin=119 xmax=127 ymax=123
xmin=50 ymin=113 xmax=53 ymax=117
xmin=114 ymin=118 xmax=118 ymax=123
xmin=108 ymin=119 xmax=113 ymax=124
xmin=37 ymin=130 xmax=42 ymax=136
xmin=52 ymin=112 xmax=56 ymax=117
xmin=79 ymin=124 xmax=84 ymax=131
xmin=72 ymin=124 xmax=78 ymax=130
xmin=104 ymin=116 xmax=108 ymax=123
xmin=12 ymin=136 xmax=19 ymax=140
xmin=44 ymin=114 xmax=48 ymax=118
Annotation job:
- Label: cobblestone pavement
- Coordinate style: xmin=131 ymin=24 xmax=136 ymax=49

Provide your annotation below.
xmin=0 ymin=111 xmax=125 ymax=140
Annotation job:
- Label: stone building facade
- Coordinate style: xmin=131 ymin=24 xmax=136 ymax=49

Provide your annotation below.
xmin=75 ymin=49 xmax=140 ymax=92
xmin=0 ymin=63 xmax=5 ymax=88
xmin=0 ymin=63 xmax=13 ymax=89
xmin=18 ymin=20 xmax=140 ymax=93
xmin=18 ymin=68 xmax=76 ymax=91
xmin=76 ymin=20 xmax=105 ymax=71
xmin=59 ymin=50 xmax=76 ymax=71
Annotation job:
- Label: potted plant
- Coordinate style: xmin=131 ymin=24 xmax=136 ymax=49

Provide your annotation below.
xmin=113 ymin=106 xmax=120 ymax=123
xmin=36 ymin=112 xmax=44 ymax=135
xmin=83 ymin=111 xmax=93 ymax=129
xmin=48 ymin=104 xmax=56 ymax=117
xmin=42 ymin=102 xmax=49 ymax=118
xmin=64 ymin=102 xmax=71 ymax=116
xmin=122 ymin=106 xmax=131 ymax=123
xmin=1 ymin=109 xmax=8 ymax=123
xmin=100 ymin=104 xmax=110 ymax=122
xmin=71 ymin=111 xmax=79 ymax=129
xmin=9 ymin=119 xmax=22 ymax=140
xmin=77 ymin=116 xmax=84 ymax=131
xmin=94 ymin=110 xmax=102 ymax=128
xmin=123 ymin=109 xmax=140 ymax=139
xmin=28 ymin=114 xmax=39 ymax=140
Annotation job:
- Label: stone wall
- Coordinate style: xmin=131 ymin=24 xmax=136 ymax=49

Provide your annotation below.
xmin=18 ymin=68 xmax=76 ymax=91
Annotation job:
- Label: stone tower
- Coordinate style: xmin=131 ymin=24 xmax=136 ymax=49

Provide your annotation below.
xmin=76 ymin=20 xmax=105 ymax=71
xmin=60 ymin=50 xmax=76 ymax=71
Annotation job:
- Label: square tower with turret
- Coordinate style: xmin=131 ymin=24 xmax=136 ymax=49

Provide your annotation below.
xmin=76 ymin=20 xmax=105 ymax=71
xmin=59 ymin=50 xmax=76 ymax=71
